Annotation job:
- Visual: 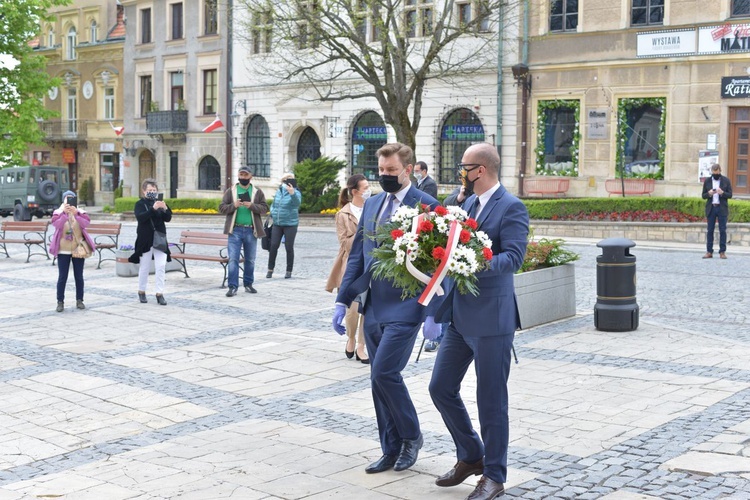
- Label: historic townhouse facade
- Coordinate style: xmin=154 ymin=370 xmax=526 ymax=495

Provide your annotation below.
xmin=230 ymin=1 xmax=524 ymax=195
xmin=524 ymin=0 xmax=750 ymax=198
xmin=119 ymin=0 xmax=228 ymax=199
xmin=30 ymin=1 xmax=125 ymax=205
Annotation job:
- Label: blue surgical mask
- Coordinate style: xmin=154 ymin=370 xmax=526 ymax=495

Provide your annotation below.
xmin=145 ymin=192 xmax=158 ymax=200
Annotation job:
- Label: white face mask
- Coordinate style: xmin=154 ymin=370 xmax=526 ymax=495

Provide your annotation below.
xmin=360 ymin=189 xmax=372 ymax=200
xmin=414 ymin=172 xmax=423 ymax=181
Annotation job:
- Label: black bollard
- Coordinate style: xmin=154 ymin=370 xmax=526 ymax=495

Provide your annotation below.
xmin=594 ymin=237 xmax=639 ymax=331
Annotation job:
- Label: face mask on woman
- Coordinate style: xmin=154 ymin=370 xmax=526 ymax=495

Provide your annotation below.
xmin=360 ymin=188 xmax=372 ymax=200
xmin=145 ymin=191 xmax=158 ymax=201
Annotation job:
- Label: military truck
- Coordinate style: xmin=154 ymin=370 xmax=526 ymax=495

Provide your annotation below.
xmin=0 ymin=166 xmax=71 ymax=221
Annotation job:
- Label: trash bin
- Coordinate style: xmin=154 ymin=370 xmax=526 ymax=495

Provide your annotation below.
xmin=594 ymin=237 xmax=639 ymax=331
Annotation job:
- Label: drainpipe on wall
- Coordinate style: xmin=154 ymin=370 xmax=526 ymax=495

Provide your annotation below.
xmin=518 ymin=0 xmax=529 ymax=197
xmin=496 ymin=1 xmax=504 ymax=162
xmin=225 ymin=0 xmax=234 ymax=191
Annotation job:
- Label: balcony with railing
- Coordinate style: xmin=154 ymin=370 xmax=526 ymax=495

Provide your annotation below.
xmin=39 ymin=120 xmax=88 ymax=142
xmin=146 ymin=110 xmax=188 ymax=139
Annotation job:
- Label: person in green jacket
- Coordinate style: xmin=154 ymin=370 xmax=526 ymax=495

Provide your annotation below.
xmin=267 ymin=173 xmax=302 ymax=279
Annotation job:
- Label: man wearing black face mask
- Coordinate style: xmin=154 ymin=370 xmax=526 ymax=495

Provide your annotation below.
xmin=702 ymin=163 xmax=732 ymax=259
xmin=332 ymin=142 xmax=441 ymax=474
xmin=220 ymin=166 xmax=269 ymax=296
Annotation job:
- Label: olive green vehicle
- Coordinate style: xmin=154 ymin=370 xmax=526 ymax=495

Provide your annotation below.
xmin=0 ymin=166 xmax=71 ymax=221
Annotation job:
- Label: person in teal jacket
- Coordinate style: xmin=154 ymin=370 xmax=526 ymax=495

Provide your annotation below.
xmin=267 ymin=173 xmax=302 ymax=279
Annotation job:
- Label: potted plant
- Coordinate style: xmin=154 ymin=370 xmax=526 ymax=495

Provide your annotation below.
xmin=514 ymin=231 xmax=580 ymax=329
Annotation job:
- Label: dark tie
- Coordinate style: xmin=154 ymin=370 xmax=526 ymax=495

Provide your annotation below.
xmin=378 ymin=194 xmax=397 ymax=226
xmin=468 ymin=197 xmax=480 ymax=219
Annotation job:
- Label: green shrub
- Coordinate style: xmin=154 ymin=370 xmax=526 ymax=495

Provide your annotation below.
xmin=523 ymin=197 xmax=750 ymax=222
xmin=113 ymin=197 xmax=222 ymax=213
xmin=113 ymin=180 xmax=123 ymax=199
xmin=102 ymin=205 xmax=111 ymax=212
xmin=292 ymin=156 xmax=347 ymax=213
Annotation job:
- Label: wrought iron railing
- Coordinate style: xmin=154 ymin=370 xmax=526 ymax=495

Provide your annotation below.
xmin=39 ymin=120 xmax=88 ymax=140
xmin=146 ymin=110 xmax=188 ymax=134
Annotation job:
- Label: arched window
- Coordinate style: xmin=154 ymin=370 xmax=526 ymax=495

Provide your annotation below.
xmin=296 ymin=127 xmax=321 ymax=163
xmin=198 ymin=155 xmax=221 ymax=190
xmin=351 ymin=111 xmax=386 ymax=181
xmin=245 ymin=115 xmax=270 ymax=177
xmin=66 ymin=27 xmax=77 ymax=60
xmin=90 ymin=21 xmax=98 ymax=43
xmin=438 ymin=108 xmax=484 ymax=184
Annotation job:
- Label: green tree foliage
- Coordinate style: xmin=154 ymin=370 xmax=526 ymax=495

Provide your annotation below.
xmin=292 ymin=156 xmax=346 ymax=213
xmin=0 ymin=0 xmax=70 ymax=166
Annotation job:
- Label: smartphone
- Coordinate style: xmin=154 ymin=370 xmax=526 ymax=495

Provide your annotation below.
xmin=157 ymin=193 xmax=164 ymax=201
xmin=285 ymin=178 xmax=298 ymax=188
xmin=238 ymin=192 xmax=251 ymax=202
xmin=67 ymin=195 xmax=77 ymax=207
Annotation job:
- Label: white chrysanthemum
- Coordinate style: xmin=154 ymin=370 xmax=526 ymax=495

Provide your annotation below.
xmin=391 ymin=206 xmax=419 ymax=224
xmin=407 ymin=250 xmax=419 ymax=262
xmin=436 ymin=219 xmax=449 ymax=234
xmin=446 ymin=205 xmax=468 ymax=219
xmin=405 ymin=238 xmax=419 ymax=252
xmin=393 ymin=236 xmax=405 ymax=250
xmin=475 ymin=231 xmax=493 ymax=248
xmin=395 ymin=249 xmax=406 ymax=264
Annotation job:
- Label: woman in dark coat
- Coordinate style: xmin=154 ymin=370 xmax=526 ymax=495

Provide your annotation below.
xmin=128 ymin=178 xmax=172 ymax=305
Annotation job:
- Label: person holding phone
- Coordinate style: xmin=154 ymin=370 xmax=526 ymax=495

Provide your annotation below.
xmin=49 ymin=190 xmax=96 ymax=312
xmin=219 ymin=166 xmax=269 ymax=297
xmin=128 ymin=179 xmax=172 ymax=305
xmin=267 ymin=172 xmax=302 ymax=279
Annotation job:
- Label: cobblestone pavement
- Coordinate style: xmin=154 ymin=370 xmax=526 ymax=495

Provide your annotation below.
xmin=0 ymin=221 xmax=749 ymax=499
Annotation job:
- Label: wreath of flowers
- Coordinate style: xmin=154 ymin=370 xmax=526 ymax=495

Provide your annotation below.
xmin=370 ymin=203 xmax=494 ymax=301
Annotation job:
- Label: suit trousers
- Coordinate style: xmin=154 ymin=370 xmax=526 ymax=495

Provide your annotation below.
xmin=364 ymin=315 xmax=422 ymax=455
xmin=429 ymin=324 xmax=514 ymax=484
xmin=706 ymin=204 xmax=727 ymax=254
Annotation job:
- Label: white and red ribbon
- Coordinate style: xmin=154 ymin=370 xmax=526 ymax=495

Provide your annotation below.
xmin=404 ymin=214 xmax=461 ymax=306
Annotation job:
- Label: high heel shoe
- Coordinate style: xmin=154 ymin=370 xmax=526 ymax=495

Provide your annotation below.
xmin=345 ymin=338 xmax=355 ymax=359
xmin=356 ymin=352 xmax=370 ymax=365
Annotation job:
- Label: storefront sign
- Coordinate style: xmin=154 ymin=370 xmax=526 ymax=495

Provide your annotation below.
xmin=62 ymin=148 xmax=76 ymax=163
xmin=721 ymin=76 xmax=750 ymax=98
xmin=699 ymin=23 xmax=750 ymax=54
xmin=698 ymin=150 xmax=719 ymax=182
xmin=587 ymin=108 xmax=608 ymax=139
xmin=637 ymin=29 xmax=696 ymax=58
xmin=353 ymin=126 xmax=387 ymax=140
xmin=100 ymin=142 xmax=115 ymax=152
xmin=441 ymin=125 xmax=484 ymax=141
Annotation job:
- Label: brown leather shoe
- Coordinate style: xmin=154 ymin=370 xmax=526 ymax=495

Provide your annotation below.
xmin=720 ymin=252 xmax=727 ymax=259
xmin=466 ymin=476 xmax=505 ymax=500
xmin=436 ymin=458 xmax=484 ymax=487
xmin=702 ymin=252 xmax=713 ymax=259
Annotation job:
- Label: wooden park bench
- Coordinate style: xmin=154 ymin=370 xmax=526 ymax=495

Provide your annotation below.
xmin=170 ymin=230 xmax=244 ymax=288
xmin=605 ymin=178 xmax=656 ymax=197
xmin=49 ymin=222 xmax=122 ymax=269
xmin=524 ymin=177 xmax=570 ymax=197
xmin=0 ymin=220 xmax=50 ymax=262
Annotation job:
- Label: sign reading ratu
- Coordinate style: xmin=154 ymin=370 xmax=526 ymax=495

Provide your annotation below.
xmin=721 ymin=76 xmax=750 ymax=98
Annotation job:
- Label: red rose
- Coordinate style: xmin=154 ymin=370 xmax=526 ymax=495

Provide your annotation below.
xmin=434 ymin=206 xmax=448 ymax=216
xmin=419 ymin=220 xmax=435 ymax=233
xmin=432 ymin=246 xmax=446 ymax=260
xmin=483 ymin=247 xmax=493 ymax=261
xmin=459 ymin=229 xmax=471 ymax=244
xmin=391 ymin=229 xmax=404 ymax=239
xmin=465 ymin=218 xmax=478 ymax=230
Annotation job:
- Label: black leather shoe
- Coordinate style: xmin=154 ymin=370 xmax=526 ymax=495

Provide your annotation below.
xmin=365 ymin=454 xmax=398 ymax=474
xmin=435 ymin=458 xmax=484 ymax=487
xmin=266 ymin=270 xmax=273 ymax=278
xmin=394 ymin=434 xmax=423 ymax=471
xmin=156 ymin=294 xmax=167 ymax=306
xmin=285 ymin=271 xmax=292 ymax=279
xmin=244 ymin=285 xmax=257 ymax=294
xmin=138 ymin=292 xmax=147 ymax=304
xmin=466 ymin=476 xmax=505 ymax=500
xmin=226 ymin=287 xmax=237 ymax=297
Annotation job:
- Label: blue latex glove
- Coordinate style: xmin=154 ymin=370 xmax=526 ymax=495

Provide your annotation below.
xmin=423 ymin=316 xmax=441 ymax=340
xmin=332 ymin=304 xmax=347 ymax=335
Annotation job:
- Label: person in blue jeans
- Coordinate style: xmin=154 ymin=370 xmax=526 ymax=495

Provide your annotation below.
xmin=219 ymin=166 xmax=269 ymax=297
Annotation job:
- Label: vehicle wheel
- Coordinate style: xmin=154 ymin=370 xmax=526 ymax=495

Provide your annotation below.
xmin=13 ymin=204 xmax=31 ymax=221
xmin=38 ymin=180 xmax=60 ymax=203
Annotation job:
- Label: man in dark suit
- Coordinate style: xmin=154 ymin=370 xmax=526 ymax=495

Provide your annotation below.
xmin=414 ymin=161 xmax=438 ymax=198
xmin=332 ymin=143 xmax=441 ymax=474
xmin=702 ymin=163 xmax=732 ymax=259
xmin=429 ymin=143 xmax=529 ymax=500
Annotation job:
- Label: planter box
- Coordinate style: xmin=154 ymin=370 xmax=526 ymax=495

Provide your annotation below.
xmin=115 ymin=250 xmax=182 ymax=277
xmin=514 ymin=262 xmax=576 ymax=329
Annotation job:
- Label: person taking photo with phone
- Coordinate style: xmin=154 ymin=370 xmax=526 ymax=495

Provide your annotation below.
xmin=129 ymin=179 xmax=172 ymax=305
xmin=49 ymin=190 xmax=96 ymax=312
xmin=267 ymin=172 xmax=302 ymax=279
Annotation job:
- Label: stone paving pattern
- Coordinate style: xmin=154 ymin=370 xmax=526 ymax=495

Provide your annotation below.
xmin=0 ymin=221 xmax=749 ymax=499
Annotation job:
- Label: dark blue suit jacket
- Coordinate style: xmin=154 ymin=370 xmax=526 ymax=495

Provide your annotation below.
xmin=336 ymin=185 xmax=440 ymax=324
xmin=437 ymin=185 xmax=529 ymax=336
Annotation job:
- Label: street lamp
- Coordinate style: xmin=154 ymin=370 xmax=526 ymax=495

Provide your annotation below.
xmin=231 ymin=99 xmax=247 ymax=128
xmin=511 ymin=63 xmax=532 ymax=197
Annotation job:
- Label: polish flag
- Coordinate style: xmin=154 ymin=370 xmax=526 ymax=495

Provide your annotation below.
xmin=202 ymin=115 xmax=224 ymax=133
xmin=109 ymin=121 xmax=124 ymax=136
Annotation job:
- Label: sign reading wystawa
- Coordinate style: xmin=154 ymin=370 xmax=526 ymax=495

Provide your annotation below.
xmin=721 ymin=77 xmax=750 ymax=99
xmin=637 ymin=29 xmax=696 ymax=58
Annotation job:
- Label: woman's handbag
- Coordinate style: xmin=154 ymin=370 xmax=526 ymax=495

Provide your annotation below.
xmin=261 ymin=217 xmax=273 ymax=251
xmin=150 ymin=219 xmax=169 ymax=253
xmin=69 ymin=220 xmax=93 ymax=259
